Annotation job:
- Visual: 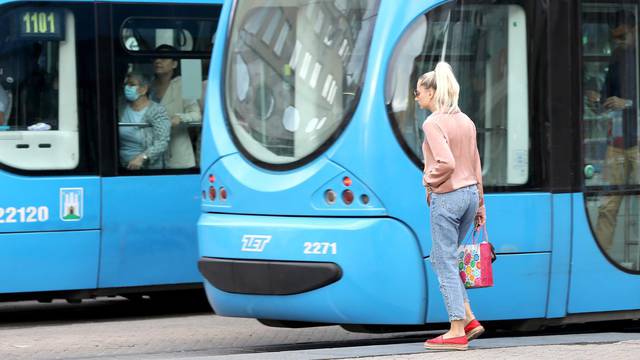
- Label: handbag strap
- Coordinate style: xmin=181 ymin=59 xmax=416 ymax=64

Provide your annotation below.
xmin=470 ymin=225 xmax=489 ymax=245
xmin=462 ymin=225 xmax=490 ymax=246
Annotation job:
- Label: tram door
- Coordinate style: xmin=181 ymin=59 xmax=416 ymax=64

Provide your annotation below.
xmin=569 ymin=1 xmax=640 ymax=313
xmin=98 ymin=3 xmax=220 ymax=288
xmin=0 ymin=4 xmax=102 ymax=293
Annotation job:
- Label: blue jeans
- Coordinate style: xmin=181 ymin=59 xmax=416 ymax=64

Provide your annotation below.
xmin=430 ymin=185 xmax=479 ymax=321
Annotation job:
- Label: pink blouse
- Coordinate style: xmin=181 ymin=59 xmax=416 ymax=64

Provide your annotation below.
xmin=422 ymin=110 xmax=485 ymax=213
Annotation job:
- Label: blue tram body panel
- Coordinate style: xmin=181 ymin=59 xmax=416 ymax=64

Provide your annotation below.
xmin=569 ymin=193 xmax=640 ymax=313
xmin=0 ymin=231 xmax=100 ymax=293
xmin=0 ymin=171 xmax=101 ymax=292
xmin=99 ymin=175 xmax=202 ymax=288
xmin=199 ymin=214 xmax=426 ymax=324
xmin=0 ymin=173 xmax=100 ymax=233
xmin=425 ymin=253 xmax=551 ymax=323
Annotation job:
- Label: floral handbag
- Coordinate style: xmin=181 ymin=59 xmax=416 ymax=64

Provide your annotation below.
xmin=458 ymin=226 xmax=495 ymax=289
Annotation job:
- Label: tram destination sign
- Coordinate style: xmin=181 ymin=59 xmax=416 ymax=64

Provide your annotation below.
xmin=17 ymin=9 xmax=65 ymax=41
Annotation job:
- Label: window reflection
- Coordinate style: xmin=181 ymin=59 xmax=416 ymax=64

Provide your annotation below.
xmin=582 ymin=2 xmax=640 ymax=271
xmin=225 ymin=0 xmax=380 ymax=165
xmin=385 ymin=3 xmax=530 ymax=186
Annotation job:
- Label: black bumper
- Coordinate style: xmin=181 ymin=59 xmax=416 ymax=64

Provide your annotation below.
xmin=198 ymin=257 xmax=342 ymax=295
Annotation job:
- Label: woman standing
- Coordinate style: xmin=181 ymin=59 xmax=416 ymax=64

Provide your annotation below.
xmin=119 ymin=72 xmax=170 ymax=170
xmin=151 ymin=45 xmax=202 ymax=169
xmin=415 ymin=62 xmax=487 ymax=351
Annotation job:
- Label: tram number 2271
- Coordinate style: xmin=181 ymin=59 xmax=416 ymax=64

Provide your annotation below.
xmin=0 ymin=206 xmax=49 ymax=223
xmin=303 ymin=242 xmax=337 ymax=255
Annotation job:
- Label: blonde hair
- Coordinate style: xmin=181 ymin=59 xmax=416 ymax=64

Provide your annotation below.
xmin=418 ymin=62 xmax=460 ymax=113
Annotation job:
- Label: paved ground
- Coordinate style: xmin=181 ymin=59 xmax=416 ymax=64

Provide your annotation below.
xmin=0 ymin=297 xmax=435 ymax=360
xmin=1 ymin=296 xmax=640 ymax=360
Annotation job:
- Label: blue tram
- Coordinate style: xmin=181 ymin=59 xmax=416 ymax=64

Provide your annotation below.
xmin=0 ymin=0 xmax=222 ymax=302
xmin=198 ymin=0 xmax=640 ymax=327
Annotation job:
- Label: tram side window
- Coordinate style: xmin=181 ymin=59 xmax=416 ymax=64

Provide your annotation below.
xmin=384 ymin=3 xmax=530 ymax=187
xmin=117 ymin=18 xmax=216 ymax=171
xmin=0 ymin=8 xmax=80 ymax=171
xmin=582 ymin=2 xmax=640 ymax=271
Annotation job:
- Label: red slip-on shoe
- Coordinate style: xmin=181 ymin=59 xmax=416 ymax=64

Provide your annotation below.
xmin=424 ymin=335 xmax=469 ymax=351
xmin=464 ymin=319 xmax=485 ymax=341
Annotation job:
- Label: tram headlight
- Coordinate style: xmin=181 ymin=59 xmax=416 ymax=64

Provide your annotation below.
xmin=209 ymin=186 xmax=216 ymax=201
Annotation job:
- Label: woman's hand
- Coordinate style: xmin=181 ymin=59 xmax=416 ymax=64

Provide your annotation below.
xmin=127 ymin=154 xmax=146 ymax=170
xmin=474 ymin=206 xmax=486 ymax=230
xmin=171 ymin=115 xmax=181 ymax=127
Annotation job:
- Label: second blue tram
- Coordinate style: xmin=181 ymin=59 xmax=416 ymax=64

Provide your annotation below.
xmin=198 ymin=0 xmax=640 ymax=327
xmin=0 ymin=0 xmax=222 ymax=302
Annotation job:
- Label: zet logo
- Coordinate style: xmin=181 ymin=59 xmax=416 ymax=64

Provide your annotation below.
xmin=241 ymin=235 xmax=271 ymax=252
xmin=60 ymin=188 xmax=83 ymax=221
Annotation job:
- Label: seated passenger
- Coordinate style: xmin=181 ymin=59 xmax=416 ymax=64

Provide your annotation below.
xmin=151 ymin=44 xmax=201 ymax=169
xmin=0 ymin=83 xmax=8 ymax=126
xmin=119 ymin=71 xmax=171 ymax=170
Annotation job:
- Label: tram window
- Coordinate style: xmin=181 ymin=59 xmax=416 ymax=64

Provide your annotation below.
xmin=116 ymin=17 xmax=217 ymax=172
xmin=385 ymin=3 xmax=530 ymax=187
xmin=582 ymin=2 xmax=640 ymax=271
xmin=0 ymin=8 xmax=80 ymax=171
xmin=224 ymin=0 xmax=380 ymax=166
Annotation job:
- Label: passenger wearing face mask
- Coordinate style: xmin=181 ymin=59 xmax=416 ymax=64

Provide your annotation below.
xmin=119 ymin=71 xmax=171 ymax=170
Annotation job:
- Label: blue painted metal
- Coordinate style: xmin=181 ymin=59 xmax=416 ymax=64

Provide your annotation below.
xmin=546 ymin=194 xmax=572 ymax=318
xmin=0 ymin=174 xmax=100 ymax=233
xmin=568 ymin=193 xmax=640 ymax=313
xmin=425 ymin=253 xmax=551 ymax=323
xmin=199 ymin=213 xmax=426 ymax=324
xmin=99 ymin=175 xmax=202 ymax=288
xmin=0 ymin=231 xmax=100 ymax=292
xmin=0 ymin=172 xmax=101 ymax=292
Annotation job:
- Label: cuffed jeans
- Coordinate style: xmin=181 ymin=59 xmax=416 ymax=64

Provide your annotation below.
xmin=430 ymin=184 xmax=479 ymax=321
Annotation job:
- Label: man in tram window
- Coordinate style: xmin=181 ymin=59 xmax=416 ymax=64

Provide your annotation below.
xmin=587 ymin=10 xmax=638 ymax=252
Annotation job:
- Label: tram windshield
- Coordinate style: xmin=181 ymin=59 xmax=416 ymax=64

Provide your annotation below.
xmin=0 ymin=9 xmax=65 ymax=132
xmin=224 ymin=0 xmax=379 ymax=166
xmin=0 ymin=8 xmax=79 ymax=170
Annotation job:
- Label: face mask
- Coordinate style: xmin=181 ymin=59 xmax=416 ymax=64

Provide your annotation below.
xmin=124 ymin=85 xmax=141 ymax=102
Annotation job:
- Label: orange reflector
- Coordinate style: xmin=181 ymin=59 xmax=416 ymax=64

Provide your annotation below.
xmin=342 ymin=189 xmax=354 ymax=205
xmin=209 ymin=186 xmax=216 ymax=201
xmin=343 ymin=176 xmax=352 ymax=187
